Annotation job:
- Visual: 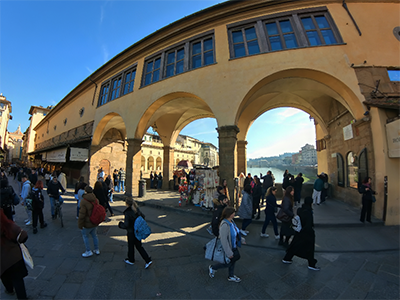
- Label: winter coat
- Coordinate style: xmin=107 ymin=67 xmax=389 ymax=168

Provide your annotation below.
xmin=281 ymin=196 xmax=294 ymax=220
xmin=93 ymin=186 xmax=108 ymax=208
xmin=119 ymin=170 xmax=126 ymax=181
xmin=1 ymin=222 xmax=28 ymax=276
xmin=31 ymin=187 xmax=45 ymax=210
xmin=265 ymin=193 xmax=279 ymax=215
xmin=261 ymin=174 xmax=273 ymax=189
xmin=360 ymin=184 xmax=376 ymax=203
xmin=47 ymin=180 xmax=65 ymax=199
xmin=211 ymin=203 xmax=227 ymax=237
xmin=118 ymin=206 xmax=144 ymax=235
xmin=219 ymin=219 xmax=238 ymax=258
xmin=286 ymin=204 xmax=315 ymax=260
xmin=252 ymin=183 xmax=262 ymax=201
xmin=313 ymin=178 xmax=324 ymax=192
xmin=238 ymin=191 xmax=253 ymax=219
xmin=78 ymin=192 xmax=98 ymax=229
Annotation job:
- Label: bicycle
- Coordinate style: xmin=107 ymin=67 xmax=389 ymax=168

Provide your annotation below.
xmin=54 ymin=198 xmax=64 ymax=227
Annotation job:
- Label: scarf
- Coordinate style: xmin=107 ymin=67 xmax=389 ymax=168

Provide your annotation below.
xmin=223 ymin=219 xmax=241 ymax=249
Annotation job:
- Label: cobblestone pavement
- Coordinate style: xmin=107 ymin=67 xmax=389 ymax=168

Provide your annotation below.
xmin=1 ymin=178 xmax=399 ymax=299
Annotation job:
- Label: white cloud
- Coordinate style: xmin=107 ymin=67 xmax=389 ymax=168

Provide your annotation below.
xmin=277 ymin=107 xmax=302 ymax=118
xmin=102 ymin=45 xmax=109 ymax=63
xmin=86 ymin=66 xmax=94 ymax=73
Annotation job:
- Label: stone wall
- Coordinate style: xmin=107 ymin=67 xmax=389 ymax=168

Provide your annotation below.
xmin=89 ymin=128 xmax=126 ymax=187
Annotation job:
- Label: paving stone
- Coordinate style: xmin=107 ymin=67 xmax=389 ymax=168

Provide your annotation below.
xmin=54 ymin=283 xmax=80 ymax=299
xmin=311 ymin=286 xmax=340 ymax=299
xmin=40 ymin=274 xmax=67 ymax=297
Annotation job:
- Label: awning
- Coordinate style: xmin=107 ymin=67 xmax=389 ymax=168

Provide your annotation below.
xmin=70 ymin=147 xmax=89 ymax=162
xmin=46 ymin=148 xmax=67 ymax=162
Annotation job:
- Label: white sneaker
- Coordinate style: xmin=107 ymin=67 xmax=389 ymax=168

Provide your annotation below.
xmin=228 ymin=275 xmax=241 ymax=282
xmin=244 ymin=230 xmax=249 ymax=234
xmin=25 ymin=221 xmax=31 ymax=226
xmin=239 ymin=229 xmax=247 ymax=236
xmin=93 ymin=249 xmax=100 ymax=255
xmin=145 ymin=261 xmax=153 ymax=269
xmin=275 ymin=235 xmax=280 ymax=240
xmin=260 ymin=233 xmax=269 ymax=238
xmin=24 ymin=219 xmax=29 ymax=223
xmin=124 ymin=259 xmax=134 ymax=265
xmin=208 ymin=265 xmax=216 ymax=278
xmin=82 ymin=250 xmax=93 ymax=258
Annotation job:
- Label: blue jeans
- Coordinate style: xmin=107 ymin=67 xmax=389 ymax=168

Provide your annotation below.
xmin=261 ymin=212 xmax=279 ymax=235
xmin=81 ymin=227 xmax=99 ymax=252
xmin=119 ymin=180 xmax=125 ymax=193
xmin=49 ymin=196 xmax=63 ymax=217
xmin=242 ymin=219 xmax=252 ymax=230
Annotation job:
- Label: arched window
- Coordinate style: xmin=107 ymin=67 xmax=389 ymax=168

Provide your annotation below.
xmin=337 ymin=153 xmax=345 ymax=187
xmin=347 ymin=151 xmax=358 ymax=188
xmin=358 ymin=148 xmax=368 ymax=183
xmin=147 ymin=157 xmax=154 ymax=170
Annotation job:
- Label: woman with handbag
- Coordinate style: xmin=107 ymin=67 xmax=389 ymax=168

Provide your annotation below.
xmin=237 ymin=184 xmax=253 ymax=236
xmin=260 ymin=186 xmax=280 ymax=239
xmin=208 ymin=207 xmax=242 ymax=282
xmin=277 ymin=186 xmax=295 ymax=248
xmin=359 ymin=177 xmax=376 ymax=223
xmin=0 ymin=208 xmax=29 ymax=299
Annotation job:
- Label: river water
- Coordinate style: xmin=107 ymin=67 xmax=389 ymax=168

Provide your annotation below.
xmin=247 ymin=166 xmax=317 ymax=183
xmin=247 ymin=167 xmax=287 ymax=183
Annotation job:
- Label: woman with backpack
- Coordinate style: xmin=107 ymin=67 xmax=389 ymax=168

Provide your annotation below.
xmin=31 ymin=180 xmax=47 ymax=234
xmin=278 ymin=186 xmax=295 ymax=248
xmin=118 ymin=197 xmax=152 ymax=269
xmin=78 ymin=186 xmax=101 ymax=258
xmin=282 ymin=196 xmax=319 ymax=270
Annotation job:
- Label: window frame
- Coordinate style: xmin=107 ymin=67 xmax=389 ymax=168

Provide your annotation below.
xmin=358 ymin=148 xmax=368 ymax=184
xmin=337 ymin=153 xmax=345 ymax=187
xmin=346 ymin=151 xmax=359 ymax=189
xmin=189 ymin=35 xmax=215 ymax=70
xmin=141 ymin=31 xmax=215 ymax=88
xmin=263 ymin=16 xmax=299 ymax=52
xmin=226 ymin=6 xmax=343 ymax=59
xmin=164 ymin=46 xmax=186 ymax=78
xmin=143 ymin=56 xmax=162 ymax=86
xmin=298 ymin=11 xmax=342 ymax=46
xmin=229 ymin=23 xmax=262 ymax=58
xmin=97 ymin=63 xmax=137 ymax=107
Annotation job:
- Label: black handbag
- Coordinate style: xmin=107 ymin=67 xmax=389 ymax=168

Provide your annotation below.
xmin=276 ymin=208 xmax=291 ymax=222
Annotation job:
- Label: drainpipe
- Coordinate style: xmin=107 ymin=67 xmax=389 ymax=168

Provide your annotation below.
xmin=89 ymin=76 xmax=98 ymax=106
xmin=342 ymin=0 xmax=362 ymax=36
xmin=383 ymin=176 xmax=388 ymax=223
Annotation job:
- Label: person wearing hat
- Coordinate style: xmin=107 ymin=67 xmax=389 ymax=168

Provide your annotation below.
xmin=118 ymin=197 xmax=152 ymax=269
xmin=78 ymin=186 xmax=100 ymax=258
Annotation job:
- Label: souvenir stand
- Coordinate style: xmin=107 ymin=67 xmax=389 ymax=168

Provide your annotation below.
xmin=189 ymin=167 xmax=219 ymax=209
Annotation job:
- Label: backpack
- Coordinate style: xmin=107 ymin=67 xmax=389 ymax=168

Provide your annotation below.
xmin=88 ymin=200 xmax=106 ymax=225
xmin=292 ymin=215 xmax=302 ymax=232
xmin=134 ymin=216 xmax=151 ymax=240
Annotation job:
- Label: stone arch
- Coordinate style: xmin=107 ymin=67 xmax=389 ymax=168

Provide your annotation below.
xmin=92 ymin=112 xmax=127 ymax=146
xmin=156 ymin=157 xmax=162 ymax=170
xmin=235 ymin=68 xmax=365 ymax=141
xmin=141 ymin=156 xmax=146 ymax=171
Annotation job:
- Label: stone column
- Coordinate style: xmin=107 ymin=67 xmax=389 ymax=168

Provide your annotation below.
xmin=125 ymin=138 xmax=142 ymax=197
xmin=236 ymin=140 xmax=248 ymax=176
xmin=217 ymin=125 xmax=239 ymax=207
xmin=162 ymin=146 xmax=174 ymax=189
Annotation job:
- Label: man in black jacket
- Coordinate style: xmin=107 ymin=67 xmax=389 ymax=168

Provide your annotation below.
xmin=211 ymin=194 xmax=228 ymax=237
xmin=260 ymin=171 xmax=273 ymax=205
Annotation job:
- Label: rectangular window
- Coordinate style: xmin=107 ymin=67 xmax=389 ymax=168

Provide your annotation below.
xmin=110 ymin=76 xmax=122 ymax=101
xmin=98 ymin=83 xmax=110 ymax=106
xmin=165 ymin=47 xmax=185 ymax=78
xmin=231 ymin=26 xmax=260 ymax=58
xmin=123 ymin=68 xmax=136 ymax=95
xmin=190 ymin=36 xmax=214 ymax=69
xmin=300 ymin=14 xmax=337 ymax=46
xmin=388 ymin=70 xmax=400 ymax=81
xmin=265 ymin=19 xmax=298 ymax=51
xmin=144 ymin=57 xmax=161 ymax=86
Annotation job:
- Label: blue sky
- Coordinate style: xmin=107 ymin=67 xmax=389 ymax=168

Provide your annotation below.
xmin=1 ymin=0 xmax=315 ymax=158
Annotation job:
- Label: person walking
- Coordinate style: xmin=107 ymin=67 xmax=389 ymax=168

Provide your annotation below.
xmin=118 ymin=197 xmax=152 ymax=269
xmin=260 ymin=170 xmax=273 ymax=205
xmin=157 ymin=172 xmax=163 ymax=189
xmin=105 ymin=175 xmax=114 ymax=203
xmin=211 ymin=194 xmax=229 ymax=237
xmin=78 ymin=186 xmax=100 ymax=258
xmin=208 ymin=207 xmax=242 ymax=282
xmin=312 ymin=174 xmax=324 ymax=205
xmin=260 ymin=186 xmax=280 ymax=239
xmin=278 ymin=186 xmax=295 ymax=248
xmin=237 ymin=184 xmax=253 ymax=236
xmin=359 ymin=177 xmax=376 ymax=223
xmin=28 ymin=169 xmax=38 ymax=187
xmin=237 ymin=172 xmax=245 ymax=201
xmin=293 ymin=173 xmax=304 ymax=207
xmin=47 ymin=173 xmax=66 ymax=220
xmin=150 ymin=171 xmax=154 ymax=189
xmin=57 ymin=170 xmax=67 ymax=191
xmin=0 ymin=179 xmax=18 ymax=220
xmin=252 ymin=176 xmax=262 ymax=219
xmin=94 ymin=181 xmax=114 ymax=218
xmin=282 ymin=196 xmax=319 ymax=270
xmin=113 ymin=169 xmax=119 ymax=192
xmin=1 ymin=208 xmax=29 ymax=299
xmin=31 ymin=180 xmax=47 ymax=234
xmin=221 ymin=179 xmax=231 ymax=206
xmin=20 ymin=174 xmax=32 ymax=226
xmin=119 ymin=168 xmax=126 ymax=193
xmin=74 ymin=177 xmax=85 ymax=218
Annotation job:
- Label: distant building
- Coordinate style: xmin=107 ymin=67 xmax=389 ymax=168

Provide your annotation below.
xmin=301 ymin=144 xmax=317 ymax=165
xmin=0 ymin=94 xmax=12 ymax=164
xmin=7 ymin=125 xmax=24 ymax=162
